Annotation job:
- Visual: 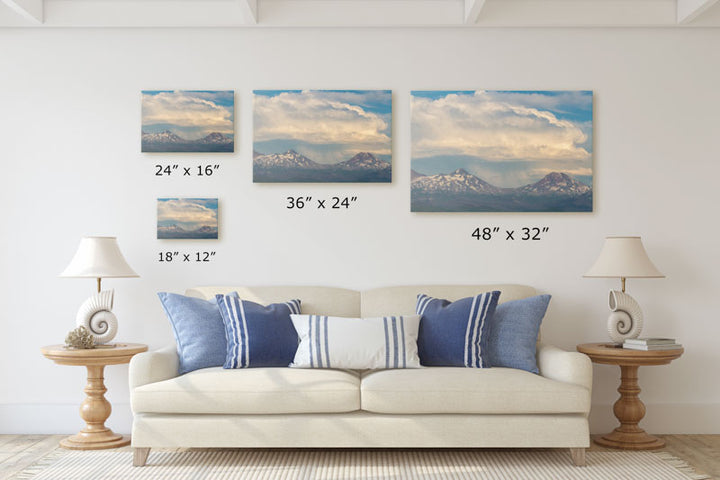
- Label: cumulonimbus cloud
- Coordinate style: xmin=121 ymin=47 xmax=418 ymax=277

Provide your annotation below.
xmin=254 ymin=91 xmax=391 ymax=153
xmin=142 ymin=91 xmax=233 ymax=133
xmin=412 ymin=91 xmax=591 ymax=162
xmin=157 ymin=199 xmax=217 ymax=227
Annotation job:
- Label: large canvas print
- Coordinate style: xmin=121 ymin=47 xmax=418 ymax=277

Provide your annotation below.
xmin=411 ymin=90 xmax=593 ymax=212
xmin=253 ymin=90 xmax=392 ymax=182
xmin=142 ymin=91 xmax=234 ymax=152
xmin=157 ymin=198 xmax=219 ymax=239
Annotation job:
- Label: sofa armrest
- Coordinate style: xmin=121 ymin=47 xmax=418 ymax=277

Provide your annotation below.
xmin=129 ymin=345 xmax=179 ymax=390
xmin=536 ymin=343 xmax=593 ymax=392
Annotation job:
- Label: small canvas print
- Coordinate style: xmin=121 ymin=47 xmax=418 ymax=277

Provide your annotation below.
xmin=253 ymin=90 xmax=392 ymax=182
xmin=157 ymin=198 xmax=218 ymax=239
xmin=411 ymin=90 xmax=593 ymax=212
xmin=142 ymin=91 xmax=234 ymax=152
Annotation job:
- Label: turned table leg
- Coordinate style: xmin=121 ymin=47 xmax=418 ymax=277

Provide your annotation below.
xmin=60 ymin=365 xmax=130 ymax=450
xmin=594 ymin=365 xmax=665 ymax=450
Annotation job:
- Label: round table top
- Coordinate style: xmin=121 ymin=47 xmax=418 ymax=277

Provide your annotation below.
xmin=41 ymin=343 xmax=148 ymax=366
xmin=577 ymin=342 xmax=683 ymax=366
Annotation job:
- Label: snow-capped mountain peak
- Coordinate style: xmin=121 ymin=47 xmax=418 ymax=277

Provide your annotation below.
xmin=142 ymin=130 xmax=185 ymax=143
xmin=254 ymin=150 xmax=321 ymax=169
xmin=200 ymin=132 xmax=232 ymax=144
xmin=412 ymin=169 xmax=501 ymax=195
xmin=520 ymin=172 xmax=591 ymax=195
xmin=337 ymin=152 xmax=389 ymax=170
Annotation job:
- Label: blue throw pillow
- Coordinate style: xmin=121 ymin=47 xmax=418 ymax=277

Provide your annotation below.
xmin=486 ymin=294 xmax=551 ymax=374
xmin=157 ymin=292 xmax=228 ymax=375
xmin=216 ymin=295 xmax=301 ymax=368
xmin=416 ymin=291 xmax=501 ymax=367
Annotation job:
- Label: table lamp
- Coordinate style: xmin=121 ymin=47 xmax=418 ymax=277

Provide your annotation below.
xmin=583 ymin=236 xmax=664 ymax=344
xmin=60 ymin=236 xmax=139 ymax=345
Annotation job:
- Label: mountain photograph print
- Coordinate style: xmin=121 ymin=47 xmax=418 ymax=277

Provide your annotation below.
xmin=142 ymin=91 xmax=234 ymax=152
xmin=253 ymin=90 xmax=392 ymax=182
xmin=411 ymin=90 xmax=593 ymax=212
xmin=157 ymin=198 xmax=219 ymax=239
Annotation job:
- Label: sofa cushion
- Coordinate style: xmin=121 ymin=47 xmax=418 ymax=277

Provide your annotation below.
xmin=132 ymin=367 xmax=360 ymax=414
xmin=157 ymin=292 xmax=228 ymax=375
xmin=216 ymin=295 xmax=301 ymax=369
xmin=487 ymin=295 xmax=551 ymax=374
xmin=360 ymin=367 xmax=590 ymax=414
xmin=416 ymin=292 xmax=500 ymax=368
xmin=290 ymin=314 xmax=421 ymax=369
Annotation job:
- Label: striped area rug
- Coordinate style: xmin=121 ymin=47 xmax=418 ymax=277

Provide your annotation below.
xmin=13 ymin=449 xmax=710 ymax=480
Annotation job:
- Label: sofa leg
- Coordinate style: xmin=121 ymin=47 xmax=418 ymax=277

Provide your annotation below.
xmin=133 ymin=447 xmax=150 ymax=467
xmin=569 ymin=448 xmax=586 ymax=466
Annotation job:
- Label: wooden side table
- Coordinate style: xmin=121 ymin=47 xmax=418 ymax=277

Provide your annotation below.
xmin=41 ymin=343 xmax=148 ymax=450
xmin=577 ymin=342 xmax=683 ymax=450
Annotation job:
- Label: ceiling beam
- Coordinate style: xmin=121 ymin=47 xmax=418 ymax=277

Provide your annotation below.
xmin=238 ymin=0 xmax=257 ymax=24
xmin=258 ymin=0 xmax=461 ymax=26
xmin=677 ymin=0 xmax=720 ymax=23
xmin=1 ymin=0 xmax=717 ymax=28
xmin=464 ymin=0 xmax=487 ymax=24
xmin=16 ymin=0 xmax=261 ymax=27
xmin=476 ymin=0 xmax=676 ymax=26
xmin=1 ymin=0 xmax=43 ymax=24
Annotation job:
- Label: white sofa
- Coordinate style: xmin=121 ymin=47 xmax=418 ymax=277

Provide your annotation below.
xmin=129 ymin=285 xmax=592 ymax=467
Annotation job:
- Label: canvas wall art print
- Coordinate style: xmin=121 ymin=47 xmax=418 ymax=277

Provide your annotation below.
xmin=411 ymin=90 xmax=593 ymax=212
xmin=142 ymin=91 xmax=234 ymax=152
xmin=157 ymin=198 xmax=219 ymax=239
xmin=253 ymin=90 xmax=392 ymax=182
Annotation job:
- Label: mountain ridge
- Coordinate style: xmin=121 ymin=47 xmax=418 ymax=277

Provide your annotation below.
xmin=143 ymin=130 xmax=233 ymax=145
xmin=254 ymin=150 xmax=321 ymax=169
xmin=157 ymin=223 xmax=218 ymax=239
xmin=253 ymin=150 xmax=391 ymax=183
xmin=412 ymin=168 xmax=501 ymax=195
xmin=337 ymin=152 xmax=389 ymax=170
xmin=412 ymin=169 xmax=591 ymax=196
xmin=411 ymin=168 xmax=592 ymax=212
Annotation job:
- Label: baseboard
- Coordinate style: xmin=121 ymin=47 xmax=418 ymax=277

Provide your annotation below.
xmin=0 ymin=403 xmax=133 ymax=434
xmin=589 ymin=403 xmax=720 ymax=434
xmin=2 ymin=403 xmax=719 ymax=435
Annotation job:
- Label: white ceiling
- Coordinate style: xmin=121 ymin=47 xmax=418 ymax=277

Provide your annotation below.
xmin=1 ymin=0 xmax=719 ymax=27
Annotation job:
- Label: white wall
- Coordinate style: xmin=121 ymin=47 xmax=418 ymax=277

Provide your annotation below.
xmin=0 ymin=27 xmax=718 ymax=435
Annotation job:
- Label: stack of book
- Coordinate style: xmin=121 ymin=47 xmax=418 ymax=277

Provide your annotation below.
xmin=623 ymin=338 xmax=682 ymax=350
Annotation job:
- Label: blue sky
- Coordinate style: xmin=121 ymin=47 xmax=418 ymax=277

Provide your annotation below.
xmin=411 ymin=90 xmax=593 ymax=188
xmin=254 ymin=90 xmax=392 ymax=165
xmin=142 ymin=91 xmax=234 ymax=140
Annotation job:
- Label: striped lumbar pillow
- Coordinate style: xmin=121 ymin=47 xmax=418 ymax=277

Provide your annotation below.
xmin=290 ymin=314 xmax=421 ymax=369
xmin=216 ymin=295 xmax=301 ymax=368
xmin=416 ymin=291 xmax=501 ymax=368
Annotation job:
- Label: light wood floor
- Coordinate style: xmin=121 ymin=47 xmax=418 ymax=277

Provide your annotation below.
xmin=1 ymin=434 xmax=718 ymax=479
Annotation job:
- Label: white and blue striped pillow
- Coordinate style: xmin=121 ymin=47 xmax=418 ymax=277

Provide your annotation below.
xmin=216 ymin=295 xmax=301 ymax=368
xmin=289 ymin=314 xmax=421 ymax=370
xmin=416 ymin=291 xmax=501 ymax=368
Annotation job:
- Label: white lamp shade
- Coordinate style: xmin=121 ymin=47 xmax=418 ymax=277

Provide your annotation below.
xmin=584 ymin=236 xmax=664 ymax=278
xmin=60 ymin=236 xmax=139 ymax=278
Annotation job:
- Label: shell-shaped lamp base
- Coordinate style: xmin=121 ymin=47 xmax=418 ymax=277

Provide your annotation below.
xmin=76 ymin=290 xmax=118 ymax=344
xmin=606 ymin=290 xmax=644 ymax=344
